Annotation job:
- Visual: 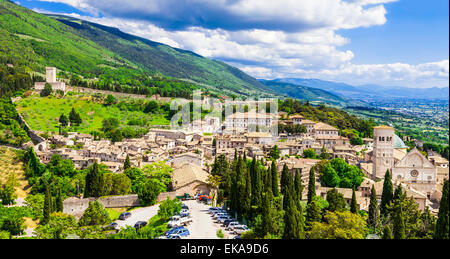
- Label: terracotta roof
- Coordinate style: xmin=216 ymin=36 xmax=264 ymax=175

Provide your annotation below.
xmin=315 ymin=122 xmax=338 ymax=131
xmin=172 ymin=163 xmax=210 ymax=189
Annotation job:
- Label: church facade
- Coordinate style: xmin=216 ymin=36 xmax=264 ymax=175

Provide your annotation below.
xmin=372 ymin=125 xmax=437 ymax=199
xmin=392 ymin=148 xmax=437 ymax=199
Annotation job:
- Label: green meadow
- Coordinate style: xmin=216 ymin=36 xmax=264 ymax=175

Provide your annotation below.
xmin=15 ymin=95 xmax=170 ymax=134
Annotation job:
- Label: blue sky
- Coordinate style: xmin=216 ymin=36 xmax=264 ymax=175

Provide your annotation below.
xmin=15 ymin=0 xmax=449 ymax=88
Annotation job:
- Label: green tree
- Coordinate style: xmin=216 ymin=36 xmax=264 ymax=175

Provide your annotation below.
xmin=306 ymin=199 xmax=322 ymax=225
xmin=56 ymin=187 xmax=63 ymax=212
xmin=308 ymin=211 xmax=368 ymax=239
xmin=271 ymin=161 xmax=279 ymax=197
xmin=34 ymin=212 xmax=77 ymax=239
xmin=393 ymin=203 xmax=406 ymax=239
xmin=434 ymin=180 xmax=449 ymax=239
xmin=84 ymin=162 xmax=104 ymax=198
xmin=307 ymin=166 xmax=316 ymax=204
xmin=157 ymin=198 xmax=182 ymax=221
xmin=105 ymin=94 xmax=116 ymax=106
xmin=40 ymin=83 xmax=52 ymax=97
xmin=138 ymin=180 xmax=160 ymax=206
xmin=294 ymin=170 xmax=303 ymax=207
xmin=124 ymin=154 xmax=131 ymax=171
xmin=269 ymin=145 xmax=280 ymax=160
xmin=42 ymin=186 xmax=52 ymax=225
xmin=59 ymin=114 xmax=68 ymax=127
xmin=322 ymin=163 xmax=340 ymax=187
xmin=382 ymin=225 xmax=393 ymax=239
xmin=302 ymin=149 xmax=317 ymax=159
xmin=326 ymin=188 xmax=346 ymax=212
xmin=380 ymin=170 xmax=394 ymax=217
xmin=144 ymin=100 xmax=159 ymax=113
xmin=350 ymin=189 xmax=358 ymax=214
xmin=368 ymin=185 xmax=379 ymax=230
xmin=282 ymin=190 xmax=304 ymax=239
xmin=78 ymin=201 xmax=111 ymax=226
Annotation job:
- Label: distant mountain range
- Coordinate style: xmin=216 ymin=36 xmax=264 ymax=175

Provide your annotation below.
xmin=258 ymin=79 xmax=368 ymax=107
xmin=273 ymin=78 xmax=449 ymax=100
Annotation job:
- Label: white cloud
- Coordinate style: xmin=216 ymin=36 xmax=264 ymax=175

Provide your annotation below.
xmin=32 ymin=0 xmax=448 ymax=88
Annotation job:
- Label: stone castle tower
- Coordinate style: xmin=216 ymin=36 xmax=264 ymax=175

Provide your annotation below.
xmin=372 ymin=125 xmax=395 ymax=180
xmin=46 ymin=67 xmax=57 ymax=83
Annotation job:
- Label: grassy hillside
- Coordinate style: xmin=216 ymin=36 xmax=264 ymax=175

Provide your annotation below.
xmin=15 ymin=94 xmax=170 ymax=135
xmin=0 ymin=0 xmax=273 ymax=98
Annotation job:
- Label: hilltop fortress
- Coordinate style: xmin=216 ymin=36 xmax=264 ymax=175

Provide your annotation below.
xmin=34 ymin=67 xmax=66 ymax=92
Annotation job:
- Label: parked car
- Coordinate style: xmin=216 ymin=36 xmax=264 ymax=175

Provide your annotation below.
xmin=109 ymin=222 xmax=120 ymax=231
xmin=213 ymin=213 xmax=228 ymax=219
xmin=217 ymin=216 xmax=232 ymax=224
xmin=208 ymin=207 xmax=220 ymax=213
xmin=164 ymin=226 xmax=186 ymax=236
xmin=234 ymin=225 xmax=250 ymax=235
xmin=180 ymin=209 xmax=189 ymax=214
xmin=134 ymin=221 xmax=147 ymax=230
xmin=119 ymin=212 xmax=131 ymax=220
xmin=168 ymin=228 xmax=190 ymax=239
xmin=180 ymin=212 xmax=190 ymax=218
xmin=222 ymin=219 xmax=235 ymax=226
xmin=233 ymin=235 xmax=241 ymax=239
xmin=181 ymin=204 xmax=189 ymax=210
xmin=168 ymin=215 xmax=193 ymax=228
xmin=226 ymin=222 xmax=241 ymax=231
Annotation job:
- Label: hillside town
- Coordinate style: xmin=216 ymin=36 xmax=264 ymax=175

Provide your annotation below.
xmin=25 ymin=80 xmax=448 ymax=216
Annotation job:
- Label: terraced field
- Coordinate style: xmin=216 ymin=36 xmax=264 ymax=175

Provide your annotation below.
xmin=0 ymin=146 xmax=29 ymax=198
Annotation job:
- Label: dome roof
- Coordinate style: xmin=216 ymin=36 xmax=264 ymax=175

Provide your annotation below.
xmin=394 ymin=134 xmax=407 ymax=149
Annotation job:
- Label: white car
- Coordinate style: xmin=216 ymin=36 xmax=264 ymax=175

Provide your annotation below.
xmin=226 ymin=222 xmax=240 ymax=231
xmin=233 ymin=225 xmax=250 ymax=235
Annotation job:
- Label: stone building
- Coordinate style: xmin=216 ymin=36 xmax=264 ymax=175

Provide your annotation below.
xmin=372 ymin=125 xmax=395 ymax=180
xmin=392 ymin=148 xmax=437 ymax=199
xmin=34 ymin=67 xmax=66 ymax=92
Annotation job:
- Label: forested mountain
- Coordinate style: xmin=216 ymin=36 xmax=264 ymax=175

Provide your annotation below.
xmin=0 ymin=0 xmax=271 ymax=97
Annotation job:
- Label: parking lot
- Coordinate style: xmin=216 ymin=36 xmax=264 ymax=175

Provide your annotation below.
xmin=114 ymin=199 xmax=242 ymax=239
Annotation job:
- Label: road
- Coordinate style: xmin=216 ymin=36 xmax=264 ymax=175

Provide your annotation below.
xmin=115 ymin=204 xmax=160 ymax=229
xmin=183 ymin=200 xmax=224 ymax=239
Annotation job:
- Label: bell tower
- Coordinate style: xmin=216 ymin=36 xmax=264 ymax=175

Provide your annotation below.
xmin=372 ymin=125 xmax=395 ymax=180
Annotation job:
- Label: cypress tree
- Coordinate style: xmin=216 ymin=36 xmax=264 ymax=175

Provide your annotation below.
xmin=271 ymin=161 xmax=279 ymax=197
xmin=124 ymin=154 xmax=131 ymax=170
xmin=261 ymin=190 xmax=274 ymax=237
xmin=368 ymin=185 xmax=379 ymax=230
xmin=250 ymin=158 xmax=262 ymax=211
xmin=306 ymin=199 xmax=321 ymax=225
xmin=434 ymin=180 xmax=449 ymax=239
xmin=350 ymin=189 xmax=358 ymax=214
xmin=393 ymin=203 xmax=406 ymax=239
xmin=242 ymin=167 xmax=252 ymax=219
xmin=56 ymin=187 xmax=63 ymax=212
xmin=326 ymin=188 xmax=346 ymax=212
xmin=294 ymin=170 xmax=303 ymax=209
xmin=382 ymin=225 xmax=393 ymax=239
xmin=282 ymin=168 xmax=294 ymax=211
xmin=283 ymin=190 xmax=304 ymax=239
xmin=42 ymin=186 xmax=52 ymax=225
xmin=381 ymin=169 xmax=394 ymax=216
xmin=84 ymin=162 xmax=103 ymax=198
xmin=307 ymin=166 xmax=316 ymax=204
